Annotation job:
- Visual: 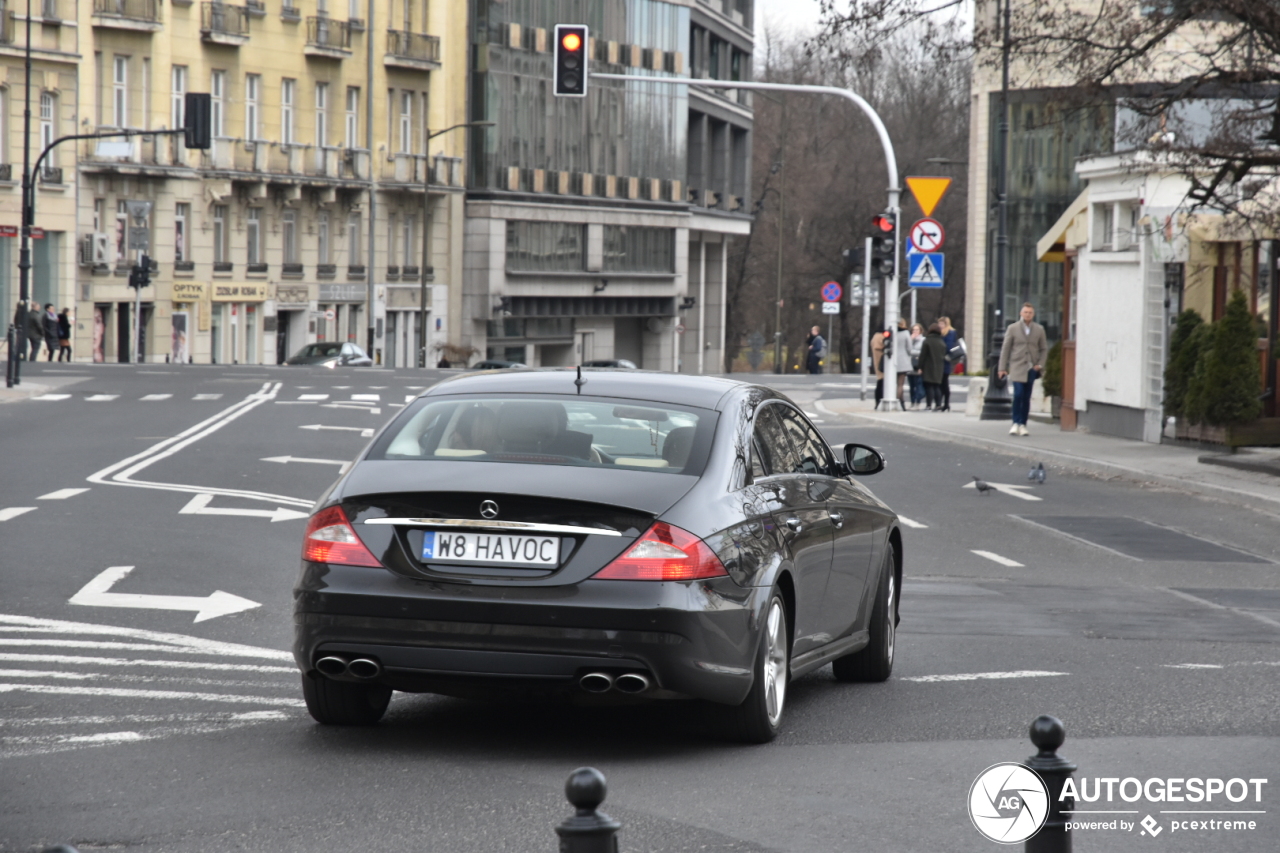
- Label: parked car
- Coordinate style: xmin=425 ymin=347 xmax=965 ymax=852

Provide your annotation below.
xmin=293 ymin=369 xmax=902 ymax=741
xmin=582 ymin=359 xmax=638 ymax=369
xmin=469 ymin=359 xmax=527 ymax=370
xmin=285 ymin=342 xmax=373 ymax=368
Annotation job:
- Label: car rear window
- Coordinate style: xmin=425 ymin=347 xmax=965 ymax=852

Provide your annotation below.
xmin=368 ymin=395 xmax=715 ymax=475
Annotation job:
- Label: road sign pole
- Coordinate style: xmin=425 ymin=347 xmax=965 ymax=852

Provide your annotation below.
xmin=861 ymin=237 xmax=871 ymax=401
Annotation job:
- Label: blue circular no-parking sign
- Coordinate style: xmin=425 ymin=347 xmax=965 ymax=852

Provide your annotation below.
xmin=821 ymin=281 xmax=842 ymax=302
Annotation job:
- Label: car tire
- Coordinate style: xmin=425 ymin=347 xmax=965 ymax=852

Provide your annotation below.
xmin=301 ymin=672 xmax=392 ymax=726
xmin=724 ymin=592 xmax=789 ymax=744
xmin=832 ymin=545 xmax=896 ymax=683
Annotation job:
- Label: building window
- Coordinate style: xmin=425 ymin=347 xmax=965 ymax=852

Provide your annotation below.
xmin=602 ymin=226 xmax=674 ymax=273
xmin=281 ymin=78 xmax=295 ymax=145
xmin=347 ymin=213 xmax=362 ymax=266
xmin=317 ymin=211 xmax=330 ymax=264
xmin=399 ymin=91 xmax=412 ymax=154
xmin=115 ymin=201 xmax=128 ymax=263
xmin=0 ymin=89 xmax=6 ymax=164
xmin=213 ymin=204 xmax=228 ymax=264
xmin=505 ymin=221 xmax=586 ymax=272
xmin=245 ymin=74 xmax=260 ymax=140
xmin=402 ymin=214 xmax=416 ymax=267
xmin=171 ymin=66 xmax=187 ymax=131
xmin=282 ymin=210 xmax=298 ymax=264
xmin=315 ymin=82 xmax=329 ymax=148
xmin=113 ymin=56 xmax=128 ymax=127
xmin=387 ymin=213 xmax=398 ymax=266
xmin=174 ymin=203 xmax=189 ymax=263
xmin=39 ymin=93 xmax=55 ymax=170
xmin=349 ymin=0 xmax=360 ymax=20
xmin=93 ymin=199 xmax=105 ymax=234
xmin=345 ymin=87 xmax=359 ymax=148
xmin=246 ymin=208 xmax=261 ymax=264
xmin=211 ymin=70 xmax=225 ymax=137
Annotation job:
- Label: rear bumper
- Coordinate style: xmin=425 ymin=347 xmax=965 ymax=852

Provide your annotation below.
xmin=293 ymin=562 xmax=764 ymax=705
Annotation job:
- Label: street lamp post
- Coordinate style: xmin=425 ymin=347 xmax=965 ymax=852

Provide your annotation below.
xmin=980 ymin=0 xmax=1014 ymax=420
xmin=6 ymin=1 xmax=33 ymax=388
xmin=417 ymin=121 xmax=493 ymax=368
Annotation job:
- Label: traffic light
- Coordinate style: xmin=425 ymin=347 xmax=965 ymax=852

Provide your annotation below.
xmin=184 ymin=93 xmax=212 ymax=149
xmin=842 ymin=247 xmax=862 ymax=268
xmin=870 ymin=211 xmax=896 ymax=278
xmin=129 ymin=255 xmax=152 ymax=290
xmin=554 ymin=25 xmax=589 ymax=97
xmin=882 ymin=328 xmax=893 ymax=359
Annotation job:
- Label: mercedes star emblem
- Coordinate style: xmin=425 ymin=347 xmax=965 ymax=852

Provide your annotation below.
xmin=479 ymin=500 xmax=500 ymax=519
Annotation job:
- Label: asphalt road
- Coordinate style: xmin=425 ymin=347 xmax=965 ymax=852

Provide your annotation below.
xmin=1 ymin=364 xmax=1276 ymax=853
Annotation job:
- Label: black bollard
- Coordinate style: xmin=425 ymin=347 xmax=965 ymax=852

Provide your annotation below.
xmin=1025 ymin=714 xmax=1077 ymax=853
xmin=555 ymin=767 xmax=622 ymax=853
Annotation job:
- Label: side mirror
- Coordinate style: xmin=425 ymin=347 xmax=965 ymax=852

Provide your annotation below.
xmin=843 ymin=443 xmax=885 ymax=476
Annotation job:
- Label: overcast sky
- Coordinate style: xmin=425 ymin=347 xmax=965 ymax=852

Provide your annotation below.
xmin=755 ymin=0 xmax=826 ymax=40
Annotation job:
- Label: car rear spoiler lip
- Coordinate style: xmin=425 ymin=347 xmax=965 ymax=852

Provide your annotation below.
xmin=363 ymin=517 xmax=624 ymax=537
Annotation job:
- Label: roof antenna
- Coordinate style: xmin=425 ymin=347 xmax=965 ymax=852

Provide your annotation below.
xmin=574 ymin=365 xmax=587 ymax=394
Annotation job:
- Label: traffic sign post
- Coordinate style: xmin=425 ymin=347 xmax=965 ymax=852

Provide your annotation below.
xmin=908 ymin=252 xmax=945 ymax=287
xmin=822 ymin=302 xmax=840 ymax=314
xmin=821 ymin=280 xmax=842 ymax=303
xmin=909 ymin=218 xmax=945 ymax=253
xmin=906 ymin=176 xmax=953 ymax=217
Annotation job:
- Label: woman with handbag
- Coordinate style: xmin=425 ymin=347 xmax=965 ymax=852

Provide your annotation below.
xmin=907 ymin=323 xmax=926 ymax=409
xmin=919 ymin=323 xmax=949 ymax=410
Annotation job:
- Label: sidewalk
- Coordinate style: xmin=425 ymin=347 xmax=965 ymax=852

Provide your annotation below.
xmin=0 ymin=371 xmax=89 ymax=404
xmin=815 ymin=396 xmax=1280 ymax=515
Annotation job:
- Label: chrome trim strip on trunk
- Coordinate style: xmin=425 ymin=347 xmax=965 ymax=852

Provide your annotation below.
xmin=363 ymin=518 xmax=623 ymax=537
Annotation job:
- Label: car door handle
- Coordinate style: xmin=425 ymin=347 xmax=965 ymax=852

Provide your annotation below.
xmin=828 ymin=511 xmax=844 ymax=529
xmin=785 ymin=517 xmax=803 ymax=533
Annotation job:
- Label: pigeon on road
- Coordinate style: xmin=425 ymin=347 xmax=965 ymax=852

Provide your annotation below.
xmin=1032 ymin=462 xmax=1047 ymax=484
xmin=972 ymin=476 xmax=994 ymax=496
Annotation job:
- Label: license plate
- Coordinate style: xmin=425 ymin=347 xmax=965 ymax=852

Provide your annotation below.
xmin=421 ymin=531 xmax=561 ymax=566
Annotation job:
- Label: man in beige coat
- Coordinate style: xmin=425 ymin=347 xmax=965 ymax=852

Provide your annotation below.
xmin=998 ymin=303 xmax=1048 ymax=436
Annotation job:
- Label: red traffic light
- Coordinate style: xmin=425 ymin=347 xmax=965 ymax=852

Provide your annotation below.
xmin=561 ymin=32 xmax=582 ymax=52
xmin=872 ymin=213 xmax=895 ymax=233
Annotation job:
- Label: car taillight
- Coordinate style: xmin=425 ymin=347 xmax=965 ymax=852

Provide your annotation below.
xmin=593 ymin=522 xmax=728 ymax=581
xmin=302 ymin=505 xmax=382 ymax=567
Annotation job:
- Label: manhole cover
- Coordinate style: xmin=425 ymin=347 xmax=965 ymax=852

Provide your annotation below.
xmin=1017 ymin=516 xmax=1268 ymax=563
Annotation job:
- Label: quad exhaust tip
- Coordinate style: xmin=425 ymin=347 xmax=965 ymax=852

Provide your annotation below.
xmin=613 ymin=673 xmax=651 ymax=694
xmin=347 ymin=658 xmax=382 ymax=679
xmin=579 ymin=672 xmax=614 ymax=693
xmin=315 ymin=656 xmax=382 ymax=679
xmin=316 ymin=656 xmax=349 ymax=677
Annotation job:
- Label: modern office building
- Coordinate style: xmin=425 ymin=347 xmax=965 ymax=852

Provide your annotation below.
xmin=463 ymin=0 xmax=753 ymax=371
xmin=2 ymin=0 xmax=469 ymax=366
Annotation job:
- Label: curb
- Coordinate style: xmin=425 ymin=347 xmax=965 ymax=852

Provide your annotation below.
xmin=0 ymin=381 xmax=54 ymax=404
xmin=816 ymin=401 xmax=1280 ymax=515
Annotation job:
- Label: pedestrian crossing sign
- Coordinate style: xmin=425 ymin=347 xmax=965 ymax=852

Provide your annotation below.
xmin=907 ymin=252 xmax=944 ymax=287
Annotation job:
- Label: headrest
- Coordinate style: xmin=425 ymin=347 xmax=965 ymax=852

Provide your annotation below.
xmin=661 ymin=426 xmax=695 ymax=469
xmin=498 ymin=401 xmax=564 ymax=444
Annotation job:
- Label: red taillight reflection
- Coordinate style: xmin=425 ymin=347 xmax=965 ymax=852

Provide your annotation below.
xmin=593 ymin=522 xmax=728 ymax=581
xmin=302 ymin=505 xmax=382 ymax=567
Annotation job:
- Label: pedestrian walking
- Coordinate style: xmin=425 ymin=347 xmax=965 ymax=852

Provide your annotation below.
xmin=24 ymin=301 xmax=44 ymax=361
xmin=42 ymin=304 xmax=58 ymax=361
xmin=918 ymin=322 xmax=948 ymax=410
xmin=907 ymin=323 xmax=925 ymax=409
xmin=871 ymin=327 xmax=885 ymax=406
xmin=56 ymin=307 xmax=72 ymax=362
xmin=998 ymin=302 xmax=1048 ymax=436
xmin=805 ymin=325 xmax=825 ymax=375
xmin=938 ymin=315 xmax=959 ymax=411
xmin=893 ymin=318 xmax=913 ymax=408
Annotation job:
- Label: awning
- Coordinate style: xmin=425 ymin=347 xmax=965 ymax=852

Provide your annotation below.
xmin=1036 ymin=187 xmax=1090 ymax=263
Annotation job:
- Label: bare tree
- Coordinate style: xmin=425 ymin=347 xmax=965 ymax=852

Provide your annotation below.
xmin=726 ymin=28 xmax=970 ymax=372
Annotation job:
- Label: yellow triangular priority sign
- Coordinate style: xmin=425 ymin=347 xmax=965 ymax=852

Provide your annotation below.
xmin=906 ymin=176 xmax=953 ymax=217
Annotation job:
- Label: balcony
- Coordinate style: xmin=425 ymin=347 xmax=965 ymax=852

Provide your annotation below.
xmin=382 ymin=153 xmax=430 ymax=185
xmin=305 ymin=16 xmax=351 ymax=58
xmin=385 ymin=30 xmax=441 ymax=71
xmin=201 ymin=3 xmax=249 ymax=46
xmin=282 ymin=262 xmax=303 ymax=276
xmin=213 ymin=261 xmax=233 ymax=273
xmin=39 ymin=166 xmax=64 ymax=185
xmin=247 ymin=262 xmax=267 ymax=273
xmin=38 ymin=0 xmax=63 ymax=23
xmin=92 ymin=0 xmax=162 ymax=31
xmin=317 ymin=263 xmax=337 ymax=277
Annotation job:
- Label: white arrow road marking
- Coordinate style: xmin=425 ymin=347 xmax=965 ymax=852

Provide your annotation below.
xmin=39 ymin=488 xmax=89 ymax=500
xmin=69 ymin=566 xmax=261 ymax=623
xmin=0 ymin=507 xmax=36 ymax=521
xmin=140 ymin=394 xmax=172 ymax=401
xmin=901 ymin=670 xmax=1067 ymax=683
xmin=260 ymin=455 xmax=347 ymax=467
xmin=299 ymin=424 xmax=374 ymax=437
xmin=972 ymin=549 xmax=1024 ymax=567
xmin=351 ymin=393 xmax=380 ymax=401
xmin=33 ymin=394 xmax=71 ymax=401
xmin=897 ymin=516 xmax=928 ymax=529
xmin=85 ymin=394 xmax=119 ymax=402
xmin=962 ymin=481 xmax=1043 ymax=501
xmin=179 ymin=493 xmax=309 ymax=523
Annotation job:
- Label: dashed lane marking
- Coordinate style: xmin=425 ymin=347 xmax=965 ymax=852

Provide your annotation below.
xmin=84 ymin=394 xmax=119 ymax=402
xmin=901 ymin=670 xmax=1067 ymax=683
xmin=139 ymin=394 xmax=172 ymax=401
xmin=897 ymin=516 xmax=928 ymax=529
xmin=298 ymin=394 xmax=329 ymax=400
xmin=404 ymin=394 xmax=417 ymax=403
xmin=38 ymin=488 xmax=89 ymax=500
xmin=32 ymin=394 xmax=71 ymax=401
xmin=0 ymin=508 xmax=36 ymax=522
xmin=351 ymin=394 xmax=380 ymax=401
xmin=192 ymin=394 xmax=222 ymax=400
xmin=971 ymin=549 xmax=1024 ymax=567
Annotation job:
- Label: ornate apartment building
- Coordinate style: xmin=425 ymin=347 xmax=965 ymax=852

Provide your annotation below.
xmin=2 ymin=0 xmax=468 ymax=366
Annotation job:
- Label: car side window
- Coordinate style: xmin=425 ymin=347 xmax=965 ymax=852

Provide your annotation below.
xmin=751 ymin=403 xmax=800 ymax=476
xmin=777 ymin=406 xmax=836 ymax=476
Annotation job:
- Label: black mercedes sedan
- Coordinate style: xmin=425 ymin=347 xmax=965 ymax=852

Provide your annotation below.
xmin=294 ymin=369 xmax=902 ymax=742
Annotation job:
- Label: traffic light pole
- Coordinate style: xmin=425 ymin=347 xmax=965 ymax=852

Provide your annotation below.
xmin=860 ymin=236 xmax=871 ymax=400
xmin=980 ymin=0 xmax=1014 ymax=420
xmin=590 ymin=74 xmax=902 ymax=391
